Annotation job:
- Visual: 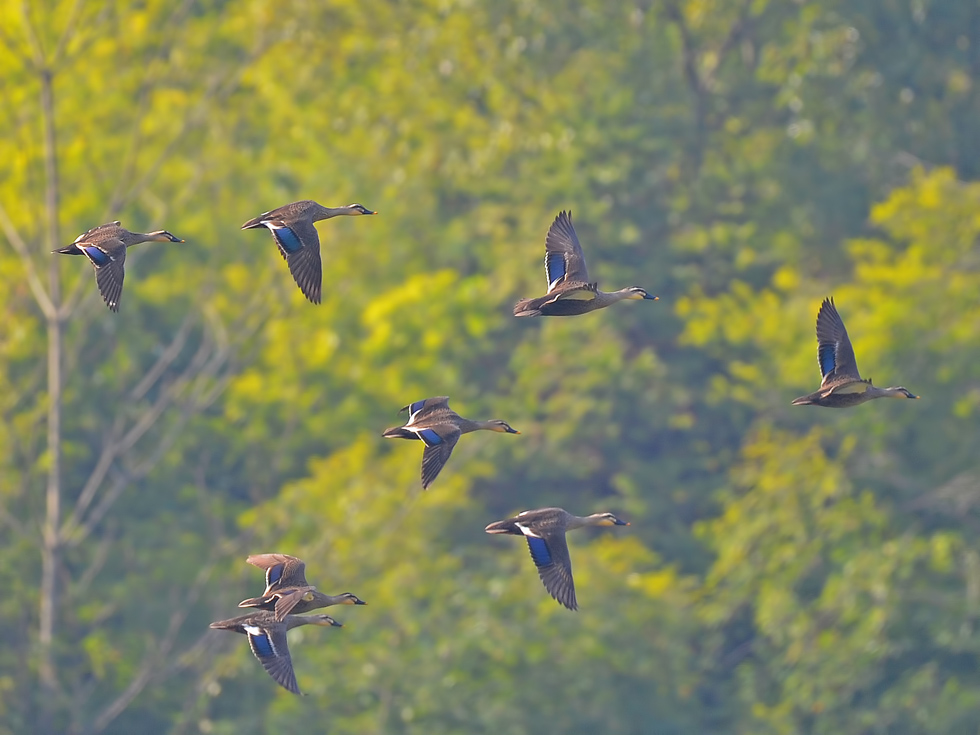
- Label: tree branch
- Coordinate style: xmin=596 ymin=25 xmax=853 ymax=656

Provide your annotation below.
xmin=0 ymin=16 xmax=33 ymax=68
xmin=89 ymin=552 xmax=221 ymax=733
xmin=17 ymin=1 xmax=47 ymax=69
xmin=0 ymin=202 xmax=56 ymax=318
xmin=61 ymin=328 xmax=215 ymax=544
xmin=663 ymin=3 xmax=708 ymax=172
xmin=49 ymin=0 xmax=87 ymax=68
xmin=129 ymin=315 xmax=195 ymax=401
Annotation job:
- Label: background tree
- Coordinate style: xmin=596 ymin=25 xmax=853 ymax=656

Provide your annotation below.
xmin=2 ymin=1 xmax=980 ymax=734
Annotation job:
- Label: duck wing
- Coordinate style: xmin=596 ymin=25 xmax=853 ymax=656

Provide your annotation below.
xmin=270 ymin=219 xmax=322 ymax=304
xmin=418 ymin=424 xmax=462 ymax=489
xmin=246 ymin=553 xmax=309 ymax=590
xmin=237 ymin=585 xmax=316 ymax=621
xmin=77 ymin=238 xmax=126 ymax=312
xmin=543 ymin=210 xmax=590 ymax=292
xmin=816 ymin=297 xmax=862 ymax=385
xmin=243 ymin=623 xmax=300 ymax=694
xmin=400 ymin=396 xmax=452 ymax=424
xmin=517 ymin=524 xmax=577 ymax=611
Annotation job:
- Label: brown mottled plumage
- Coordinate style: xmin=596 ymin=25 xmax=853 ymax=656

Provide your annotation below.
xmin=514 ymin=211 xmax=657 ymax=317
xmin=792 ymin=297 xmax=918 ymax=407
xmin=485 ymin=507 xmax=629 ymax=611
xmin=54 ymin=221 xmax=184 ymax=311
xmin=382 ymin=397 xmax=519 ymax=489
xmin=241 ymin=201 xmax=375 ymax=304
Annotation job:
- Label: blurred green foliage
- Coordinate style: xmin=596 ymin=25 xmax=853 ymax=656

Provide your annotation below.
xmin=2 ymin=0 xmax=980 ymax=733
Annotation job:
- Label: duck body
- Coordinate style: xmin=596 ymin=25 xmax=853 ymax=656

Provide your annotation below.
xmin=792 ymin=297 xmax=918 ymax=407
xmin=382 ymin=396 xmax=520 ymax=489
xmin=513 ymin=210 xmax=657 ymax=317
xmin=241 ymin=200 xmax=375 ymax=304
xmin=485 ymin=507 xmax=629 ymax=611
xmin=237 ymin=553 xmax=366 ymax=621
xmin=54 ymin=221 xmax=184 ymax=311
xmin=209 ymin=610 xmax=341 ymax=694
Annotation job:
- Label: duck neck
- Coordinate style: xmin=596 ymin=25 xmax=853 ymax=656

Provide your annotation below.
xmin=285 ymin=616 xmax=311 ymax=630
xmin=458 ymin=418 xmax=496 ymax=434
xmin=873 ymin=386 xmax=910 ymax=399
xmin=314 ymin=204 xmax=355 ymax=221
xmin=565 ymin=513 xmax=603 ymax=530
xmin=595 ymin=289 xmax=636 ymax=306
xmin=123 ymin=230 xmax=168 ymax=247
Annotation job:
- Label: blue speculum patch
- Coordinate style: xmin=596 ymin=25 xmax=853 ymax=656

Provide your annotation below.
xmin=546 ymin=252 xmax=565 ymax=286
xmin=267 ymin=564 xmax=285 ymax=586
xmin=82 ymin=246 xmax=110 ymax=266
xmin=274 ymin=226 xmax=303 ymax=253
xmin=526 ymin=536 xmax=552 ymax=567
xmin=819 ymin=344 xmax=836 ymax=376
xmin=418 ymin=428 xmax=443 ymax=445
xmin=250 ymin=632 xmax=274 ymax=658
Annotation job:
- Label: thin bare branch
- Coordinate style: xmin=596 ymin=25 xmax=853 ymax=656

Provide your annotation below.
xmin=17 ymin=1 xmax=46 ymax=68
xmin=0 ymin=201 xmax=56 ymax=317
xmin=103 ymin=0 xmax=199 ymax=215
xmin=58 ymin=414 xmax=124 ymax=542
xmin=662 ymin=3 xmax=710 ymax=176
xmin=49 ymin=0 xmax=87 ymax=68
xmin=58 ymin=259 xmax=100 ymax=320
xmin=90 ymin=554 xmax=219 ymax=734
xmin=0 ymin=501 xmax=29 ymax=540
xmin=73 ymin=525 xmax=115 ymax=593
xmin=119 ymin=335 xmax=214 ymax=454
xmin=63 ymin=311 xmax=245 ymax=546
xmin=112 ymin=33 xmax=276 ymax=215
xmin=55 ymin=1 xmax=113 ymax=70
xmin=0 ymin=17 xmax=33 ymax=67
xmin=61 ymin=343 xmax=214 ymax=543
xmin=61 ymin=315 xmax=209 ymax=539
xmin=66 ymin=471 xmax=126 ymax=547
xmin=130 ymin=315 xmax=195 ymax=402
xmin=163 ymin=634 xmax=230 ymax=735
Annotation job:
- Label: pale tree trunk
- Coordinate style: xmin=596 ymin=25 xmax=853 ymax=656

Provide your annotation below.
xmin=0 ymin=6 xmax=280 ymax=731
xmin=38 ymin=64 xmax=64 ymax=735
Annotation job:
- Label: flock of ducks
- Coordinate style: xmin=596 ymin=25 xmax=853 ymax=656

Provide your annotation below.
xmin=56 ymin=204 xmax=918 ymax=693
xmin=209 ymin=554 xmax=364 ymax=694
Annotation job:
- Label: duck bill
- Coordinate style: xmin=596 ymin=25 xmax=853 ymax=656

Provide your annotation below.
xmin=152 ymin=232 xmax=184 ymax=243
xmin=237 ymin=595 xmax=267 ymax=609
